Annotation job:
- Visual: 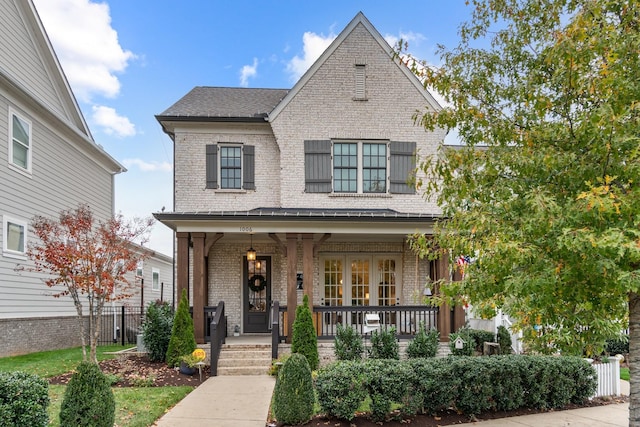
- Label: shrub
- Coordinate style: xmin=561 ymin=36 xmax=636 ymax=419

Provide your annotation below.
xmin=334 ymin=322 xmax=364 ymax=361
xmin=59 ymin=362 xmax=115 ymax=427
xmin=142 ymin=300 xmax=174 ymax=362
xmin=291 ymin=295 xmax=319 ymax=370
xmin=166 ymin=289 xmax=197 ymax=367
xmin=272 ymin=353 xmax=315 ymax=425
xmin=408 ymin=358 xmax=457 ymax=414
xmin=497 ymin=325 xmax=512 ymax=354
xmin=316 ymin=361 xmax=367 ymax=420
xmin=406 ymin=323 xmax=439 ymax=358
xmin=0 ymin=371 xmax=49 ymax=427
xmin=468 ymin=328 xmax=495 ymax=353
xmin=605 ymin=336 xmax=629 ymax=355
xmin=363 ymin=359 xmax=418 ymax=422
xmin=449 ymin=326 xmax=475 ymax=356
xmin=368 ymin=327 xmax=399 ymax=359
xmin=267 ymin=353 xmax=291 ymax=376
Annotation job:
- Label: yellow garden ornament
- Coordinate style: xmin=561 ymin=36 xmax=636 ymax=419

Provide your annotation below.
xmin=192 ymin=349 xmax=206 ymax=361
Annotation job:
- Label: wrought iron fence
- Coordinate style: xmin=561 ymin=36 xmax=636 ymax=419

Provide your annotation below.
xmin=99 ymin=306 xmax=145 ymax=346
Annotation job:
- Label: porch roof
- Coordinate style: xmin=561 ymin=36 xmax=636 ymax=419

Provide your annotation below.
xmin=153 ymin=207 xmax=440 ymax=236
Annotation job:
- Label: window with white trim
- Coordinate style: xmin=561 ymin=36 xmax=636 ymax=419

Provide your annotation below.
xmin=152 ymin=268 xmax=160 ymax=291
xmin=9 ymin=110 xmax=32 ymax=172
xmin=136 ymin=261 xmax=143 ymax=278
xmin=2 ymin=216 xmax=27 ymax=258
xmin=333 ymin=141 xmax=387 ymax=193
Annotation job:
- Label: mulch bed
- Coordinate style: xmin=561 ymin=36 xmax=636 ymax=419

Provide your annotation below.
xmin=48 ymin=353 xmax=210 ymax=387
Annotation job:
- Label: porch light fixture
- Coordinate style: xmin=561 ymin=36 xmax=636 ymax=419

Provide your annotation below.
xmin=246 ymin=234 xmax=256 ymax=261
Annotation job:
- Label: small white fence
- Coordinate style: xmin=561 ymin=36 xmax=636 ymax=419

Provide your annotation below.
xmin=587 ymin=357 xmax=621 ymax=398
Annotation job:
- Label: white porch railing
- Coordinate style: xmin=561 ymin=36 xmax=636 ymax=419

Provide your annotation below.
xmin=587 ymin=357 xmax=621 ymax=398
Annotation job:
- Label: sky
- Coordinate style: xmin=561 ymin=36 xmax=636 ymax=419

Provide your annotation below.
xmin=31 ymin=0 xmax=474 ymax=257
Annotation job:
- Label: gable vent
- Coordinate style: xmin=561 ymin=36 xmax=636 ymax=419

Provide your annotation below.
xmin=355 ymin=64 xmax=366 ymax=100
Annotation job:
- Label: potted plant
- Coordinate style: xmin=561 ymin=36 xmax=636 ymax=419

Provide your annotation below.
xmin=179 ymin=349 xmax=206 ymax=375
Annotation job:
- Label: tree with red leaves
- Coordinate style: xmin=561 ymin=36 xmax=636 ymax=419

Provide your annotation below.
xmin=26 ymin=205 xmax=154 ymax=364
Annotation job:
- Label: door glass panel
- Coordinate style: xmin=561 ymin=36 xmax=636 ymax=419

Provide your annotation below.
xmin=377 ymin=259 xmax=396 ymax=325
xmin=323 ymin=259 xmax=343 ymax=328
xmin=350 ymin=259 xmax=369 ymax=325
xmin=248 ymin=259 xmax=267 ymax=312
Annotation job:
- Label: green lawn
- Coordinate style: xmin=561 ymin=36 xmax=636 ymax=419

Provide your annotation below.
xmin=621 ymin=367 xmax=629 ymax=381
xmin=0 ymin=346 xmax=193 ymax=427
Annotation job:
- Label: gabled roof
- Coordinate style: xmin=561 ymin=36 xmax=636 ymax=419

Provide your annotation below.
xmin=156 ymin=86 xmax=289 ymax=121
xmin=268 ymin=11 xmax=442 ymax=121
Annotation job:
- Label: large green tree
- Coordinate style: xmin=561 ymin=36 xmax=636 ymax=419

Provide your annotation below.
xmin=404 ymin=0 xmax=640 ymax=423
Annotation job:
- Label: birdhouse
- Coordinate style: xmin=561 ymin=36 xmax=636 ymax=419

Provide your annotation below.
xmin=454 ymin=336 xmax=466 ymax=350
xmin=364 ymin=313 xmax=380 ymax=334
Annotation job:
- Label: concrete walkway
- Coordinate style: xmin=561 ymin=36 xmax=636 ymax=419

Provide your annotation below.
xmin=153 ymin=375 xmax=275 ymax=427
xmin=154 ymin=376 xmax=629 ymax=427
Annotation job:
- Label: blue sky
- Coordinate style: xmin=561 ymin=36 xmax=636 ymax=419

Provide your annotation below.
xmin=31 ymin=0 xmax=473 ymax=257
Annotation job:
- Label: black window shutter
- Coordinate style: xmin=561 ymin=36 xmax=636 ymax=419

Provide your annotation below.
xmin=206 ymin=144 xmax=218 ymax=189
xmin=389 ymin=141 xmax=417 ymax=194
xmin=243 ymin=145 xmax=255 ymax=190
xmin=304 ymin=140 xmax=332 ymax=193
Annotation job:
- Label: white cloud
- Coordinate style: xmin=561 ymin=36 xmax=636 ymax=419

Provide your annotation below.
xmin=122 ymin=158 xmax=173 ymax=173
xmin=33 ymin=0 xmax=135 ymax=102
xmin=286 ymin=31 xmax=336 ymax=82
xmin=91 ymin=105 xmax=136 ymax=137
xmin=384 ymin=31 xmax=426 ymax=51
xmin=239 ymin=58 xmax=258 ymax=87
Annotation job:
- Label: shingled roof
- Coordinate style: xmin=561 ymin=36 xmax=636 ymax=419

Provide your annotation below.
xmin=157 ymin=86 xmax=289 ymax=119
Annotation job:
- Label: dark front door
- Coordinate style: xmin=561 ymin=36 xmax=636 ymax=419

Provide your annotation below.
xmin=243 ymin=256 xmax=271 ymax=333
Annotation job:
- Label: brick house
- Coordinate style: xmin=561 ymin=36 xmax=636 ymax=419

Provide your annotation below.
xmin=155 ymin=12 xmax=465 ymax=344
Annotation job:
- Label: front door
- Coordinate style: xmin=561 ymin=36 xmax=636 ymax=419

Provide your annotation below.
xmin=243 ymin=256 xmax=271 ymax=333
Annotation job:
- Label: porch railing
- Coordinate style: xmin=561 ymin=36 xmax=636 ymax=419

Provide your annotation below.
xmin=209 ymin=301 xmax=226 ymax=376
xmin=271 ymin=302 xmax=439 ymax=358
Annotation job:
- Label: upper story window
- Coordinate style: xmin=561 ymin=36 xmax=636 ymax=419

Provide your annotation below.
xmin=136 ymin=261 xmax=143 ymax=278
xmin=304 ymin=140 xmax=415 ymax=195
xmin=9 ymin=110 xmax=32 ymax=172
xmin=2 ymin=215 xmax=27 ymax=259
xmin=152 ymin=268 xmax=160 ymax=291
xmin=205 ymin=143 xmax=255 ymax=191
xmin=333 ymin=142 xmax=387 ymax=193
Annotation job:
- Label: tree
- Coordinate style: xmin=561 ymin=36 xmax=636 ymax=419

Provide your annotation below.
xmin=25 ymin=204 xmax=153 ymax=364
xmin=401 ymin=0 xmax=640 ymax=423
xmin=291 ymin=295 xmax=319 ymax=370
xmin=166 ymin=289 xmax=197 ymax=367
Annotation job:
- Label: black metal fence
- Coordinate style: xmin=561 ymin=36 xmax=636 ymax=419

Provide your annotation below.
xmin=98 ymin=306 xmax=145 ymax=346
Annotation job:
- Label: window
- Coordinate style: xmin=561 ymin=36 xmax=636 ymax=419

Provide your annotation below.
xmin=152 ymin=268 xmax=160 ymax=291
xmin=9 ymin=110 xmax=31 ymax=172
xmin=205 ymin=144 xmax=255 ymax=190
xmin=2 ymin=216 xmax=27 ymax=258
xmin=304 ymin=140 xmax=416 ymax=195
xmin=333 ymin=141 xmax=387 ymax=193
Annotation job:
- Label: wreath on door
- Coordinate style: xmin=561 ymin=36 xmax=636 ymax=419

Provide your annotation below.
xmin=248 ymin=274 xmax=267 ymax=292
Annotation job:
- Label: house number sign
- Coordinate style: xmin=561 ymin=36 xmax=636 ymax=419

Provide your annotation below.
xmin=240 ymin=226 xmax=253 ymax=232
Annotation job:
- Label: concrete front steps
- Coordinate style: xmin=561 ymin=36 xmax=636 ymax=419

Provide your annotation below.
xmin=216 ymin=343 xmax=272 ymax=375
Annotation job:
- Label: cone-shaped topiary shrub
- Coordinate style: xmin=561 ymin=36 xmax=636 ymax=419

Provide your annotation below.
xmin=291 ymin=294 xmax=319 ymax=370
xmin=59 ymin=362 xmax=115 ymax=427
xmin=334 ymin=322 xmax=364 ymax=361
xmin=166 ymin=289 xmax=197 ymax=367
xmin=142 ymin=300 xmax=174 ymax=362
xmin=272 ymin=353 xmax=314 ymax=425
xmin=406 ymin=322 xmax=439 ymax=358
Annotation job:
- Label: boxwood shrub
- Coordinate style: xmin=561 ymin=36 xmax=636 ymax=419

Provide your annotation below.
xmin=272 ymin=353 xmax=315 ymax=425
xmin=0 ymin=371 xmax=49 ymax=427
xmin=315 ymin=355 xmax=597 ymax=421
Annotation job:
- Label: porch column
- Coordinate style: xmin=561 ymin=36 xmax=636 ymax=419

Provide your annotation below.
xmin=192 ymin=232 xmax=206 ymax=344
xmin=176 ymin=232 xmax=190 ymax=303
xmin=286 ymin=233 xmax=298 ymax=343
xmin=436 ymin=254 xmax=452 ymax=341
xmin=452 ymin=267 xmax=466 ymax=331
xmin=302 ymin=234 xmax=314 ymax=307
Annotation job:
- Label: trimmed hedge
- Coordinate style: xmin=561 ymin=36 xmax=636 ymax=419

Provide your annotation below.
xmin=368 ymin=327 xmax=399 ymax=359
xmin=166 ymin=289 xmax=197 ymax=367
xmin=142 ymin=300 xmax=174 ymax=362
xmin=0 ymin=371 xmax=49 ymax=427
xmin=59 ymin=362 xmax=115 ymax=427
xmin=272 ymin=353 xmax=315 ymax=425
xmin=406 ymin=323 xmax=439 ymax=358
xmin=291 ymin=295 xmax=319 ymax=371
xmin=315 ymin=355 xmax=597 ymax=421
xmin=334 ymin=322 xmax=364 ymax=361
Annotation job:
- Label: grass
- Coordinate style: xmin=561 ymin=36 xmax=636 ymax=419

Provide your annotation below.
xmin=0 ymin=345 xmax=127 ymax=378
xmin=0 ymin=346 xmax=194 ymax=427
xmin=621 ymin=367 xmax=629 ymax=381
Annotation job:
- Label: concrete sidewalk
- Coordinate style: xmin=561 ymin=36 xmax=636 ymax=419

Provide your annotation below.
xmin=153 ymin=375 xmax=275 ymax=427
xmin=154 ymin=376 xmax=629 ymax=427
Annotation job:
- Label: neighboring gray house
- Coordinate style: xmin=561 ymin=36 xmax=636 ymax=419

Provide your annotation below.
xmin=0 ymin=0 xmax=172 ymax=357
xmin=155 ymin=12 xmax=466 ymax=344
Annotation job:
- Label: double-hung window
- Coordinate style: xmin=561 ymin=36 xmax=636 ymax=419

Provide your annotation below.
xmin=205 ymin=144 xmax=255 ymax=190
xmin=333 ymin=141 xmax=387 ymax=193
xmin=219 ymin=145 xmax=242 ymax=189
xmin=2 ymin=216 xmax=27 ymax=258
xmin=9 ymin=110 xmax=31 ymax=172
xmin=152 ymin=268 xmax=160 ymax=291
